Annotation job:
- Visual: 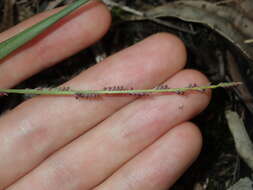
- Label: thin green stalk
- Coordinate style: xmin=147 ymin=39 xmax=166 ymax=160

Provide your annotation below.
xmin=0 ymin=0 xmax=91 ymax=59
xmin=0 ymin=82 xmax=242 ymax=97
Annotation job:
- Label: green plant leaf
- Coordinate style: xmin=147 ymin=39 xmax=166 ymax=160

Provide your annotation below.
xmin=0 ymin=0 xmax=90 ymax=60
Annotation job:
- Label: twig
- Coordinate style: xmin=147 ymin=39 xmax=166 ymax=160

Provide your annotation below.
xmin=0 ymin=0 xmax=15 ymax=32
xmin=102 ymin=0 xmax=195 ymax=34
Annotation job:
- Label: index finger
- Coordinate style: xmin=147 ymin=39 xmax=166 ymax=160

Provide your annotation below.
xmin=0 ymin=0 xmax=111 ymax=88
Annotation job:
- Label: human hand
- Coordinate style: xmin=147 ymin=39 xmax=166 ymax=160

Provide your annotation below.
xmin=0 ymin=1 xmax=211 ymax=190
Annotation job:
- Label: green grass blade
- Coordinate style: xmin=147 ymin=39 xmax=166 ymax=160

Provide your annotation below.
xmin=0 ymin=0 xmax=90 ymax=60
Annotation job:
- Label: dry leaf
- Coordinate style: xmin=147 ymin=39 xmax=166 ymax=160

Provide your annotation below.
xmin=145 ymin=0 xmax=253 ymax=60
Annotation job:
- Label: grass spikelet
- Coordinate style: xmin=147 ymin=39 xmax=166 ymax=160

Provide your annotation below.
xmin=0 ymin=82 xmax=243 ymax=99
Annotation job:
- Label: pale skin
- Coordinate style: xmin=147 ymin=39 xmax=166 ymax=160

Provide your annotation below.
xmin=0 ymin=1 xmax=211 ymax=190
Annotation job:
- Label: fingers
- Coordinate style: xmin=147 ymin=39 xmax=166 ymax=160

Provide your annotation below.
xmin=8 ymin=69 xmax=210 ymax=190
xmin=0 ymin=33 xmax=186 ymax=189
xmin=95 ymin=122 xmax=202 ymax=190
xmin=0 ymin=0 xmax=111 ymax=88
